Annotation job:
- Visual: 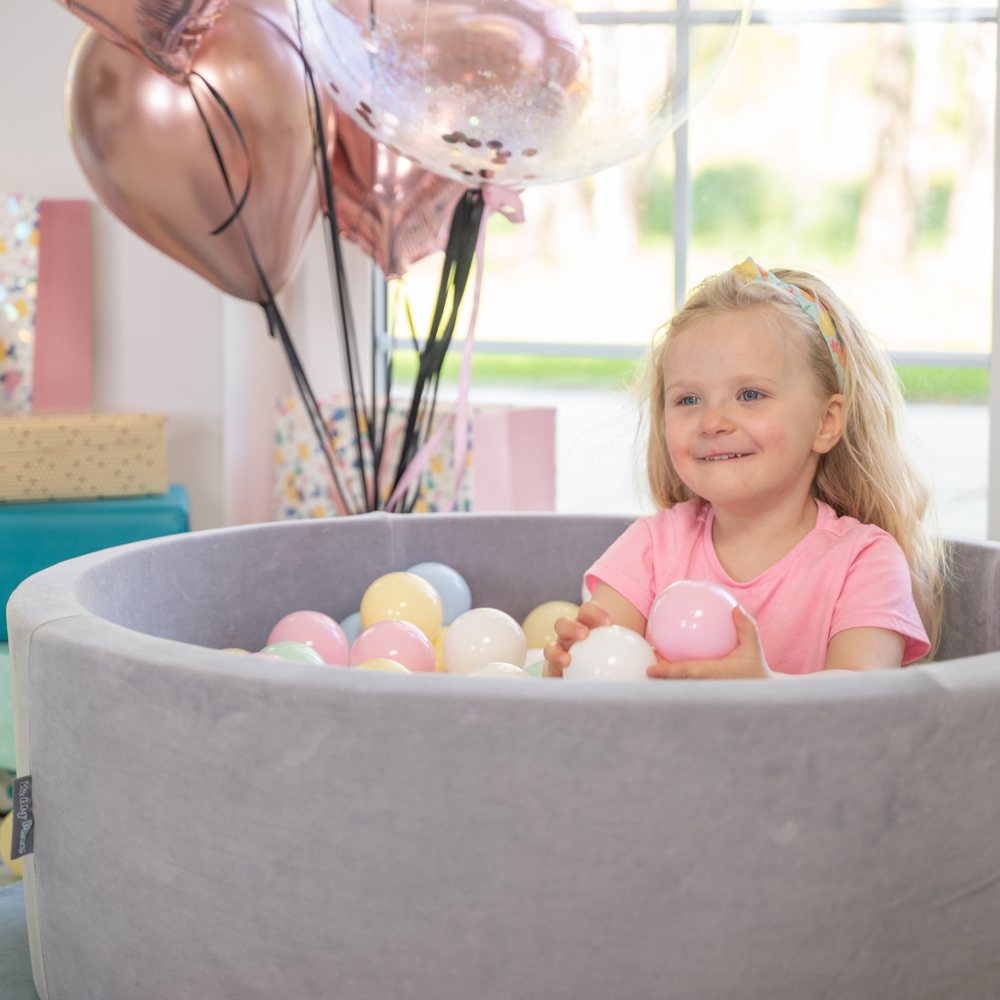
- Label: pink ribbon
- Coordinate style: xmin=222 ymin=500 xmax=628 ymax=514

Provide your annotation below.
xmin=386 ymin=185 xmax=525 ymax=512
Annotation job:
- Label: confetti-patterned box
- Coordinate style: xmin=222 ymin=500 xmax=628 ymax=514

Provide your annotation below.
xmin=0 ymin=413 xmax=167 ymax=503
xmin=0 ymin=195 xmax=39 ymax=414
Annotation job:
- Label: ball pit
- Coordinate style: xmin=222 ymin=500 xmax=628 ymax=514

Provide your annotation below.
xmin=7 ymin=514 xmax=1000 ymax=999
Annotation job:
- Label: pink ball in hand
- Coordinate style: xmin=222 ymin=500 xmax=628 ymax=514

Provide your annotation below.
xmin=647 ymin=580 xmax=739 ymax=662
xmin=349 ymin=619 xmax=436 ymax=673
xmin=267 ymin=610 xmax=350 ymax=666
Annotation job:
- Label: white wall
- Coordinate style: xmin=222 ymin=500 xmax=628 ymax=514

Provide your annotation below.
xmin=1 ymin=0 xmax=363 ymax=530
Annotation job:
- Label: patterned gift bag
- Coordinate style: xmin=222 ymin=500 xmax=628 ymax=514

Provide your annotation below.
xmin=273 ymin=395 xmax=473 ymax=519
xmin=0 ymin=196 xmax=39 ymax=415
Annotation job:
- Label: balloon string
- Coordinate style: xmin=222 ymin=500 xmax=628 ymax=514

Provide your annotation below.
xmin=187 ymin=75 xmax=356 ymax=517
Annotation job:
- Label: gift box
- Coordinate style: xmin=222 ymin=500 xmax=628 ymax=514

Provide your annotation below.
xmin=0 ymin=484 xmax=189 ymax=642
xmin=272 ymin=396 xmax=555 ymax=518
xmin=0 ymin=413 xmax=167 ymax=503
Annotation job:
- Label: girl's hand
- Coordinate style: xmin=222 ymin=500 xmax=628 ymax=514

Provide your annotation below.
xmin=543 ymin=601 xmax=614 ymax=677
xmin=648 ymin=605 xmax=776 ymax=680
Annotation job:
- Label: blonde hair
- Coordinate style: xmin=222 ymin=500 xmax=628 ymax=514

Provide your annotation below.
xmin=639 ymin=265 xmax=945 ymax=658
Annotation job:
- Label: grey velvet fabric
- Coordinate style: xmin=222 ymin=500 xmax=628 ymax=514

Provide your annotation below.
xmin=0 ymin=882 xmax=38 ymax=999
xmin=7 ymin=514 xmax=1000 ymax=1000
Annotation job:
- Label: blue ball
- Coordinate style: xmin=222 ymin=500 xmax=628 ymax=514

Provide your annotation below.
xmin=340 ymin=611 xmax=364 ymax=649
xmin=406 ymin=561 xmax=472 ymax=626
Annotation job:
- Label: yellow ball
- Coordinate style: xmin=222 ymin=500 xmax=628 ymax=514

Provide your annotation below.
xmin=221 ymin=647 xmax=250 ymax=654
xmin=361 ymin=572 xmax=443 ymax=641
xmin=433 ymin=627 xmax=448 ymax=672
xmin=521 ymin=601 xmax=581 ymax=649
xmin=1 ymin=811 xmax=23 ymax=877
xmin=355 ymin=658 xmax=411 ymax=673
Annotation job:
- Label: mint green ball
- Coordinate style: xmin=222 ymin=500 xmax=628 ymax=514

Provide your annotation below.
xmin=524 ymin=660 xmax=545 ymax=678
xmin=261 ymin=641 xmax=325 ymax=665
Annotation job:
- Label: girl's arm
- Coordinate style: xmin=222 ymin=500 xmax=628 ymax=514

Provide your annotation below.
xmin=822 ymin=627 xmax=905 ymax=672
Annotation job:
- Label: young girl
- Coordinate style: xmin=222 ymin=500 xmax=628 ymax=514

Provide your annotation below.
xmin=545 ymin=259 xmax=944 ymax=679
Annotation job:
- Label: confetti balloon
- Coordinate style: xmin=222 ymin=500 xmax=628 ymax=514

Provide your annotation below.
xmin=647 ymin=580 xmax=739 ymax=663
xmin=522 ymin=600 xmax=580 ymax=649
xmin=340 ymin=611 xmax=364 ymax=648
xmin=471 ymin=662 xmax=530 ymax=679
xmin=361 ymin=571 xmax=443 ymax=640
xmin=563 ymin=625 xmax=654 ymax=682
xmin=406 ymin=562 xmax=472 ymax=626
xmin=444 ymin=608 xmax=527 ymax=675
xmin=298 ymin=0 xmax=751 ymax=187
xmin=261 ymin=641 xmax=327 ymax=665
xmin=267 ymin=610 xmax=350 ymax=666
xmin=355 ymin=658 xmax=411 ymax=673
xmin=350 ymin=619 xmax=437 ymax=673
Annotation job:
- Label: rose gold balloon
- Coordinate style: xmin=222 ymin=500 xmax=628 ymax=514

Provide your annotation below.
xmin=55 ymin=0 xmax=230 ymax=81
xmin=330 ymin=108 xmax=465 ymax=279
xmin=66 ymin=0 xmax=322 ymax=302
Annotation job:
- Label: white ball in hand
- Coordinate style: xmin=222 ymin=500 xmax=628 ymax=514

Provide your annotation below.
xmin=563 ymin=625 xmax=655 ymax=682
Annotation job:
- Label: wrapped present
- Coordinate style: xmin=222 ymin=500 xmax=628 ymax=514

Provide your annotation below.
xmin=272 ymin=395 xmax=555 ymax=518
xmin=0 ymin=413 xmax=167 ymax=503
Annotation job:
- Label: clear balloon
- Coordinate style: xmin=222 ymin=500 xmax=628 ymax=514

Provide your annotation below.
xmin=350 ymin=619 xmax=437 ymax=672
xmin=471 ymin=662 xmax=530 ymax=678
xmin=360 ymin=571 xmax=444 ymax=640
xmin=563 ymin=625 xmax=654 ymax=682
xmin=261 ymin=640 xmax=327 ymax=664
xmin=297 ymin=0 xmax=751 ymax=187
xmin=406 ymin=562 xmax=472 ymax=626
xmin=647 ymin=580 xmax=738 ymax=662
xmin=443 ymin=608 xmax=527 ymax=675
xmin=267 ymin=610 xmax=350 ymax=665
xmin=522 ymin=600 xmax=580 ymax=649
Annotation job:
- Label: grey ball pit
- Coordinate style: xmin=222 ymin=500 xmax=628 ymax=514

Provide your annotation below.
xmin=7 ymin=513 xmax=1000 ymax=1000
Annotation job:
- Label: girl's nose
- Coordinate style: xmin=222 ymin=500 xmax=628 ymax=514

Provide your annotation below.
xmin=700 ymin=404 xmax=736 ymax=434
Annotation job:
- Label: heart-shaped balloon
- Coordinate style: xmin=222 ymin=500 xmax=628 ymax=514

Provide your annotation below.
xmin=66 ymin=0 xmax=324 ymax=302
xmin=330 ymin=108 xmax=466 ymax=279
xmin=55 ymin=0 xmax=231 ymax=81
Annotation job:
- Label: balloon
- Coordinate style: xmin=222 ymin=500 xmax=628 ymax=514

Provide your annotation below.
xmin=406 ymin=562 xmax=472 ymax=626
xmin=54 ymin=0 xmax=230 ymax=82
xmin=647 ymin=581 xmax=739 ymax=663
xmin=267 ymin=610 xmax=349 ymax=665
xmin=66 ymin=0 xmax=322 ymax=302
xmin=471 ymin=662 xmax=530 ymax=679
xmin=355 ymin=658 xmax=411 ymax=673
xmin=563 ymin=625 xmax=654 ymax=682
xmin=340 ymin=611 xmax=364 ymax=648
xmin=521 ymin=600 xmax=580 ymax=649
xmin=1 ymin=811 xmax=23 ymax=877
xmin=443 ymin=608 xmax=526 ymax=675
xmin=331 ymin=111 xmax=466 ymax=279
xmin=360 ymin=571 xmax=443 ymax=640
xmin=350 ymin=619 xmax=437 ymax=673
xmin=261 ymin=641 xmax=327 ymax=664
xmin=433 ymin=627 xmax=449 ymax=672
xmin=298 ymin=0 xmax=751 ymax=187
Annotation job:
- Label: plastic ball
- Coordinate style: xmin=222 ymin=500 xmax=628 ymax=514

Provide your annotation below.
xmin=522 ymin=600 xmax=579 ymax=649
xmin=433 ymin=627 xmax=449 ymax=672
xmin=260 ymin=641 xmax=327 ymax=665
xmin=267 ymin=610 xmax=349 ymax=666
xmin=524 ymin=661 xmax=545 ymax=679
xmin=647 ymin=580 xmax=739 ymax=663
xmin=444 ymin=608 xmax=527 ymax=675
xmin=350 ymin=619 xmax=437 ymax=673
xmin=221 ymin=647 xmax=250 ymax=654
xmin=340 ymin=611 xmax=364 ymax=648
xmin=247 ymin=652 xmax=284 ymax=661
xmin=406 ymin=562 xmax=472 ymax=625
xmin=582 ymin=580 xmax=593 ymax=603
xmin=1 ymin=811 xmax=23 ymax=877
xmin=524 ymin=647 xmax=544 ymax=671
xmin=355 ymin=658 xmax=411 ymax=673
xmin=361 ymin=571 xmax=443 ymax=640
xmin=563 ymin=625 xmax=654 ymax=682
xmin=471 ymin=662 xmax=530 ymax=679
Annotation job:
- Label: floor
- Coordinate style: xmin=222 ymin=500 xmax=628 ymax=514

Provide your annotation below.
xmin=461 ymin=385 xmax=989 ymax=540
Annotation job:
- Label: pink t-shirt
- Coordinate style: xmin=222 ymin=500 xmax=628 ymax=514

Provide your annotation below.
xmin=585 ymin=499 xmax=930 ymax=673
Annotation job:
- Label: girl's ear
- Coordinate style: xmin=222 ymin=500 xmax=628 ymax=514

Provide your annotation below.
xmin=813 ymin=393 xmax=844 ymax=455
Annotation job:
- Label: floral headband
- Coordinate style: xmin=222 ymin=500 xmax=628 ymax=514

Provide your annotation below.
xmin=730 ymin=258 xmax=846 ymax=390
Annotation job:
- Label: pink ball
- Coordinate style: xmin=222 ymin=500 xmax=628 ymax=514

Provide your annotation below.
xmin=247 ymin=652 xmax=284 ymax=661
xmin=267 ymin=610 xmax=349 ymax=666
xmin=647 ymin=580 xmax=739 ymax=662
xmin=349 ymin=619 xmax=436 ymax=673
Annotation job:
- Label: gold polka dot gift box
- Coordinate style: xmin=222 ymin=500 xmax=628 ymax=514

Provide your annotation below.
xmin=0 ymin=413 xmax=167 ymax=503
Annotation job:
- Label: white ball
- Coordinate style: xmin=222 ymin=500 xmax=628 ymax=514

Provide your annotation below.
xmin=444 ymin=608 xmax=527 ymax=675
xmin=524 ymin=647 xmax=545 ymax=670
xmin=471 ymin=662 xmax=530 ymax=679
xmin=563 ymin=625 xmax=655 ymax=682
xmin=581 ymin=580 xmax=593 ymax=603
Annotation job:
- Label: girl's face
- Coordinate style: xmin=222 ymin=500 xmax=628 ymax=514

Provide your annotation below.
xmin=661 ymin=308 xmax=842 ymax=516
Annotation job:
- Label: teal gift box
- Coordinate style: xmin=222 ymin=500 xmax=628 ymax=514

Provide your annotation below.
xmin=0 ymin=485 xmax=189 ymax=643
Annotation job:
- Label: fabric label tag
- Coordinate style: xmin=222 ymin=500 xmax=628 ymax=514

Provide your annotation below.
xmin=11 ymin=775 xmax=33 ymax=859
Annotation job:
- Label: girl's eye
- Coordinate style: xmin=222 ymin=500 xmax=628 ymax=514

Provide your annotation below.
xmin=739 ymin=390 xmax=763 ymax=402
xmin=679 ymin=395 xmax=700 ymax=406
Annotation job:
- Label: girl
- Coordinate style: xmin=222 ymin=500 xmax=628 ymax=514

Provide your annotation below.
xmin=545 ymin=259 xmax=944 ymax=679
